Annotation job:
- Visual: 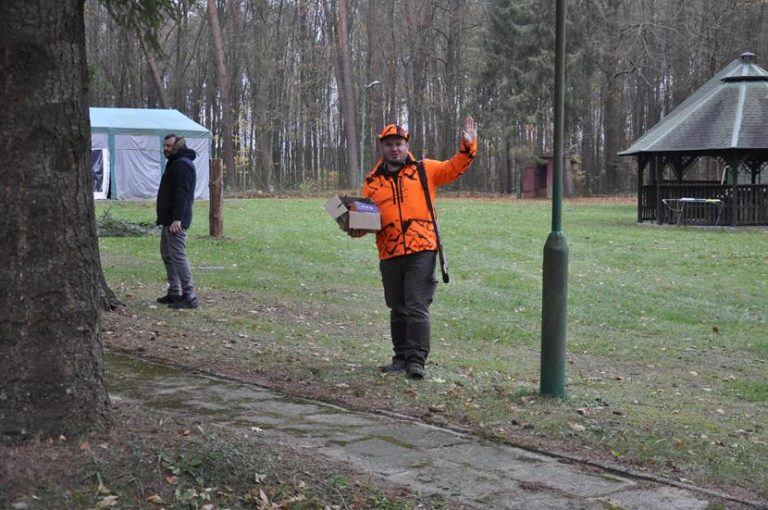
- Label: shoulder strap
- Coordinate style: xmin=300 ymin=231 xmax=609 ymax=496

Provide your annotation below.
xmin=415 ymin=161 xmax=449 ymax=284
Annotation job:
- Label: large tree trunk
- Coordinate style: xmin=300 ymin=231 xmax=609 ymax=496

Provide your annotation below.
xmin=403 ymin=0 xmax=433 ymax=157
xmin=324 ymin=0 xmax=359 ymax=189
xmin=337 ymin=0 xmax=359 ymax=189
xmin=366 ymin=1 xmax=385 ymax=135
xmin=0 ymin=0 xmax=111 ymax=443
xmin=98 ymin=272 xmax=123 ymax=311
xmin=603 ymin=74 xmax=623 ymax=193
xmin=208 ymin=0 xmax=236 ymax=191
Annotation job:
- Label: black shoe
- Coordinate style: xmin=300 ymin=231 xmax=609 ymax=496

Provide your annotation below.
xmin=157 ymin=293 xmax=182 ymax=304
xmin=169 ymin=295 xmax=198 ymax=309
xmin=379 ymin=358 xmax=406 ymax=373
xmin=406 ymin=364 xmax=425 ymax=380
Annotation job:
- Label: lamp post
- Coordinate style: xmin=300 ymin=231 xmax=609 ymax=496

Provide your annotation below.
xmin=540 ymin=0 xmax=569 ymax=398
xmin=359 ymin=80 xmax=382 ymax=189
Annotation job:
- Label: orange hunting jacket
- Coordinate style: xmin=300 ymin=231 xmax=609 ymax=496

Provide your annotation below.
xmin=362 ymin=138 xmax=477 ymax=260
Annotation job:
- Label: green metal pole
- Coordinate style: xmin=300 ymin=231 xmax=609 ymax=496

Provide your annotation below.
xmin=540 ymin=0 xmax=569 ymax=398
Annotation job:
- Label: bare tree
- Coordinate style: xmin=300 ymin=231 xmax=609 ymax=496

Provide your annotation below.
xmin=138 ymin=34 xmax=169 ymax=108
xmin=208 ymin=0 xmax=236 ymax=190
xmin=324 ymin=0 xmax=360 ymax=188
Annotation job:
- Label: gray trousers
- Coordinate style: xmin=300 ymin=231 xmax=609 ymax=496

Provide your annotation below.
xmin=380 ymin=250 xmax=437 ymax=367
xmin=160 ymin=226 xmax=194 ymax=296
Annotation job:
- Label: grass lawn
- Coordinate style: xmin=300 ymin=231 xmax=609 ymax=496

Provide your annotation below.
xmin=96 ymin=196 xmax=768 ymax=502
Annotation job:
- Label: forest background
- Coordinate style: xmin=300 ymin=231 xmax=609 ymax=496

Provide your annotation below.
xmin=85 ymin=0 xmax=768 ymax=195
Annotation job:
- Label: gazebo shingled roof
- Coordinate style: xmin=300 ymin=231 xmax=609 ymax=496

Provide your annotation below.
xmin=619 ymin=52 xmax=768 ymax=226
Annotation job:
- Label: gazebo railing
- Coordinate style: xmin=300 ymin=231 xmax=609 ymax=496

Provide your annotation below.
xmin=640 ymin=184 xmax=768 ymax=225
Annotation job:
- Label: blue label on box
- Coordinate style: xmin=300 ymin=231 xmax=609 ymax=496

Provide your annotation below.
xmin=351 ymin=201 xmax=379 ymax=213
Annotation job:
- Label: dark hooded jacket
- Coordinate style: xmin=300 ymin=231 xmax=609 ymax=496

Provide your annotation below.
xmin=156 ymin=143 xmax=197 ymax=229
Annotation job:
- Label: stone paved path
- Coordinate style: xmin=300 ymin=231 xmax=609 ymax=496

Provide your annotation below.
xmin=107 ymin=352 xmax=761 ymax=510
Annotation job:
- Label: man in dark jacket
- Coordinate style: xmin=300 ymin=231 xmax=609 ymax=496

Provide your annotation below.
xmin=156 ymin=134 xmax=198 ymax=309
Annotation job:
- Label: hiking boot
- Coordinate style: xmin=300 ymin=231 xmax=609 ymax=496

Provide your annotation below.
xmin=169 ymin=295 xmax=198 ymax=309
xmin=157 ymin=293 xmax=182 ymax=304
xmin=406 ymin=364 xmax=426 ymax=380
xmin=379 ymin=358 xmax=406 ymax=373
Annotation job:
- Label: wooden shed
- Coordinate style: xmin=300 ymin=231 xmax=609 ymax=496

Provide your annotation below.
xmin=522 ymin=155 xmax=575 ymax=199
xmin=619 ymin=52 xmax=768 ymax=226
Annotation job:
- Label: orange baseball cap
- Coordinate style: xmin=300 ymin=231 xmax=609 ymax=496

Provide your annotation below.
xmin=378 ymin=124 xmax=409 ymax=141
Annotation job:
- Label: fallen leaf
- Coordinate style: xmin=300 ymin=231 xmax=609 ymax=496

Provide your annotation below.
xmin=95 ymin=495 xmax=119 ymax=508
xmin=259 ymin=489 xmax=271 ymax=507
xmin=146 ymin=494 xmax=163 ymax=504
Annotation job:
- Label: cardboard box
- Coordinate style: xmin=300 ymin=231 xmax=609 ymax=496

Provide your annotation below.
xmin=325 ymin=195 xmax=381 ymax=232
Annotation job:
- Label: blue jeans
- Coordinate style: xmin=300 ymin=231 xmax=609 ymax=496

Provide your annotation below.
xmin=160 ymin=226 xmax=195 ymax=296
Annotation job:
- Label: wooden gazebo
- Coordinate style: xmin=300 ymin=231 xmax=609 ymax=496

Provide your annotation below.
xmin=620 ymin=52 xmax=768 ymax=226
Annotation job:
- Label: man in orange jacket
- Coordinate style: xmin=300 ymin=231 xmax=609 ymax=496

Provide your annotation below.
xmin=349 ymin=116 xmax=478 ymax=379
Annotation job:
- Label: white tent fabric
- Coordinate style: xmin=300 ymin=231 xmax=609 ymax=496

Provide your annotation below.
xmin=114 ymin=135 xmax=161 ymax=200
xmin=185 ymin=137 xmax=210 ymax=199
xmin=90 ymin=108 xmax=211 ymax=200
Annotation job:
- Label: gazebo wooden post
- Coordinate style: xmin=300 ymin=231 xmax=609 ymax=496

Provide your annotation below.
xmin=636 ymin=158 xmax=645 ymax=223
xmin=653 ymin=154 xmax=663 ymax=225
xmin=729 ymin=155 xmax=745 ymax=226
xmin=673 ymin=157 xmax=684 ymax=183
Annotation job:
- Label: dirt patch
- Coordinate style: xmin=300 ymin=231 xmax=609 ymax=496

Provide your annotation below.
xmin=101 ymin=299 xmax=398 ymax=413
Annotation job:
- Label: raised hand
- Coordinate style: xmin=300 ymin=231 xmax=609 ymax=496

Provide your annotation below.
xmin=462 ymin=116 xmax=478 ymax=144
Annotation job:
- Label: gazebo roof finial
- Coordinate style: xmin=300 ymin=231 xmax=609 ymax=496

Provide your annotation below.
xmin=740 ymin=52 xmax=756 ymax=64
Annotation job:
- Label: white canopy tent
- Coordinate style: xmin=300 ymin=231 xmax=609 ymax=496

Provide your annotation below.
xmin=90 ymin=107 xmax=211 ymax=200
